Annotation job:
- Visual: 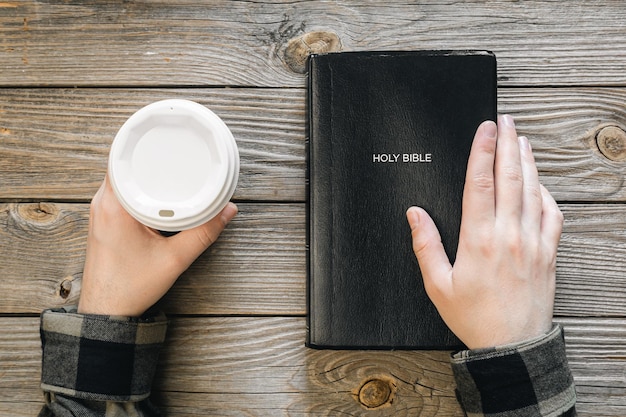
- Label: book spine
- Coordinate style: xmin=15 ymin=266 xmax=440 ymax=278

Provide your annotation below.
xmin=306 ymin=55 xmax=334 ymax=347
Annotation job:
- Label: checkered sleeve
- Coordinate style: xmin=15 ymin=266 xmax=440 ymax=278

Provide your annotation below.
xmin=40 ymin=306 xmax=168 ymax=403
xmin=451 ymin=324 xmax=577 ymax=417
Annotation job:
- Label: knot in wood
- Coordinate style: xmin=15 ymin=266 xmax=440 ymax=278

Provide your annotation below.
xmin=596 ymin=125 xmax=626 ymax=162
xmin=17 ymin=202 xmax=59 ymax=223
xmin=59 ymin=277 xmax=73 ymax=299
xmin=283 ymin=31 xmax=341 ymax=73
xmin=358 ymin=378 xmax=393 ymax=409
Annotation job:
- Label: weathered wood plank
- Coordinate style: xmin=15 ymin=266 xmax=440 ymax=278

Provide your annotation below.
xmin=1 ymin=317 xmax=623 ymax=416
xmin=2 ymin=87 xmax=626 ymax=202
xmin=559 ymin=318 xmax=626 ymax=416
xmin=156 ymin=317 xmax=461 ymax=416
xmin=499 ymin=88 xmax=626 ymax=202
xmin=0 ymin=202 xmax=624 ymax=317
xmin=557 ymin=205 xmax=626 ymax=317
xmin=0 ymin=88 xmax=306 ymax=202
xmin=1 ymin=2 xmax=622 ymax=416
xmin=0 ymin=202 xmax=306 ymax=315
xmin=1 ymin=1 xmax=626 ymax=87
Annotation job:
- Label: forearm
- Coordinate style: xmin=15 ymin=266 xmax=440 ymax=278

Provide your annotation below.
xmin=451 ymin=324 xmax=576 ymax=417
xmin=39 ymin=307 xmax=167 ymax=417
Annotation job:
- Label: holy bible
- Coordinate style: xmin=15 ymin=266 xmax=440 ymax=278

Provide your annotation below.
xmin=307 ymin=50 xmax=497 ymax=349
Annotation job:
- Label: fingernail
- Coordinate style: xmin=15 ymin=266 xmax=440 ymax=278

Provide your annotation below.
xmin=406 ymin=207 xmax=420 ymax=228
xmin=483 ymin=120 xmax=497 ymax=139
xmin=500 ymin=114 xmax=515 ymax=128
xmin=518 ymin=136 xmax=531 ymax=151
xmin=221 ymin=202 xmax=238 ymax=223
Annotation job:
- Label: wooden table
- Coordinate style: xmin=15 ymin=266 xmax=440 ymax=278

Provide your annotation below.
xmin=1 ymin=1 xmax=625 ymax=415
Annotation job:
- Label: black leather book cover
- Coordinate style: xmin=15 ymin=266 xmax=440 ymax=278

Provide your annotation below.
xmin=307 ymin=50 xmax=497 ymax=349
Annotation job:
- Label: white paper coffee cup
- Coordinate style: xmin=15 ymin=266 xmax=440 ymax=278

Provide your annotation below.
xmin=109 ymin=99 xmax=239 ymax=232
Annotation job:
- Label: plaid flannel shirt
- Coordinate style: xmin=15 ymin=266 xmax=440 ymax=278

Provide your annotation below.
xmin=39 ymin=306 xmax=167 ymax=417
xmin=39 ymin=309 xmax=576 ymax=417
xmin=452 ymin=324 xmax=577 ymax=417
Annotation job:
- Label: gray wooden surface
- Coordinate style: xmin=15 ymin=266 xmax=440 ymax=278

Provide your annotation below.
xmin=1 ymin=1 xmax=625 ymax=415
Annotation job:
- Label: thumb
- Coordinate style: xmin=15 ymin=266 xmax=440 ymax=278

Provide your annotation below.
xmin=406 ymin=207 xmax=453 ymax=299
xmin=168 ymin=202 xmax=238 ymax=269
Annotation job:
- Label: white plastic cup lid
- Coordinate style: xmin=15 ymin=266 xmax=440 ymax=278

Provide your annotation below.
xmin=109 ymin=99 xmax=239 ymax=232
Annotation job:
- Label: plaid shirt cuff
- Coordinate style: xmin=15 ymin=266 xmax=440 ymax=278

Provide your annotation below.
xmin=451 ymin=324 xmax=576 ymax=417
xmin=40 ymin=306 xmax=168 ymax=402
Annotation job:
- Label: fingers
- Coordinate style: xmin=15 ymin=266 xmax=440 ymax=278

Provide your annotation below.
xmin=93 ymin=171 xmax=238 ymax=271
xmin=539 ymin=185 xmax=564 ymax=249
xmin=168 ymin=202 xmax=238 ymax=269
xmin=91 ymin=175 xmax=107 ymax=206
xmin=462 ymin=114 xmax=563 ymax=255
xmin=494 ymin=115 xmax=524 ymax=221
xmin=406 ymin=207 xmax=453 ymax=300
xmin=462 ymin=120 xmax=497 ymax=227
xmin=464 ymin=116 xmax=546 ymax=235
xmin=90 ymin=174 xmax=143 ymax=238
xmin=518 ymin=135 xmax=543 ymax=235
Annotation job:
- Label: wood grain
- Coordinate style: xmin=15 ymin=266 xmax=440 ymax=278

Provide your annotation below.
xmin=1 ymin=1 xmax=626 ymax=87
xmin=499 ymin=88 xmax=626 ymax=202
xmin=0 ymin=203 xmax=624 ymax=317
xmin=559 ymin=318 xmax=626 ymax=416
xmin=557 ymin=205 xmax=626 ymax=317
xmin=1 ymin=317 xmax=623 ymax=416
xmin=1 ymin=2 xmax=625 ymax=415
xmin=0 ymin=88 xmax=306 ymax=202
xmin=0 ymin=202 xmax=307 ymax=315
xmin=2 ymin=87 xmax=626 ymax=202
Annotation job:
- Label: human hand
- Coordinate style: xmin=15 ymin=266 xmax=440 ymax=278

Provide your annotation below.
xmin=406 ymin=115 xmax=563 ymax=349
xmin=78 ymin=175 xmax=238 ymax=317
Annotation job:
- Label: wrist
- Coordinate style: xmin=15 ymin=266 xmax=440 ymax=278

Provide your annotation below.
xmin=454 ymin=324 xmax=561 ymax=360
xmin=77 ymin=296 xmax=146 ymax=317
xmin=463 ymin=320 xmax=554 ymax=350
